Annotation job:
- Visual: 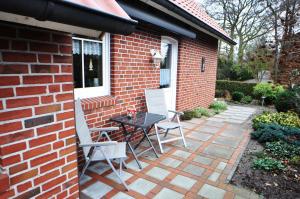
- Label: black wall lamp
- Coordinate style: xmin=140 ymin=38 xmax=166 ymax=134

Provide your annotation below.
xmin=201 ymin=57 xmax=205 ymax=72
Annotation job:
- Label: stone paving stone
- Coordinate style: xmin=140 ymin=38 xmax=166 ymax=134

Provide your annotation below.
xmin=205 ymin=120 xmax=224 ymax=127
xmin=213 ymin=136 xmax=241 ymax=148
xmin=126 ymin=160 xmax=149 ymax=171
xmin=198 ymin=125 xmax=220 ymax=134
xmin=81 ymin=181 xmax=113 ymax=199
xmin=188 ymin=118 xmax=205 ymax=124
xmin=129 ymin=178 xmax=156 ymax=195
xmin=153 ymin=188 xmax=184 ymax=199
xmin=106 ymin=170 xmax=133 ymax=184
xmin=79 ymin=174 xmax=91 ymax=185
xmin=161 ymin=157 xmax=182 ymax=168
xmin=187 ymin=131 xmax=212 ymax=141
xmin=172 ymin=149 xmax=192 ymax=159
xmin=170 ymin=175 xmax=197 ymax=190
xmin=111 ymin=192 xmax=135 ymax=199
xmin=88 ymin=162 xmax=110 ymax=175
xmin=181 ymin=121 xmax=199 ymax=129
xmin=183 ymin=164 xmax=205 ymax=177
xmin=216 ymin=162 xmax=227 ymax=170
xmin=171 ymin=138 xmax=202 ymax=152
xmin=204 ymin=144 xmax=234 ymax=159
xmin=221 ymin=128 xmax=244 ymax=137
xmin=146 ymin=167 xmax=171 ymax=180
xmin=193 ymin=155 xmax=213 ymax=165
xmin=208 ymin=172 xmax=221 ymax=182
xmin=198 ymin=184 xmax=226 ymax=199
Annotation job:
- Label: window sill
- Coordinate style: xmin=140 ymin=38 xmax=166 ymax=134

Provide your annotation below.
xmin=81 ymin=96 xmax=116 ymax=111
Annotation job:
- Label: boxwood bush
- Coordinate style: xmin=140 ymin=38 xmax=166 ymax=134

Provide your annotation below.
xmin=216 ymin=80 xmax=256 ymax=97
xmin=232 ymin=91 xmax=244 ymax=101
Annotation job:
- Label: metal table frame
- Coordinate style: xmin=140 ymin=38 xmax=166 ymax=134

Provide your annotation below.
xmin=111 ymin=112 xmax=165 ymax=169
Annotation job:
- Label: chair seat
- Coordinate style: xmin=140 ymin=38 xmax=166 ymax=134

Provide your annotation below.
xmin=157 ymin=121 xmax=180 ymax=130
xmin=92 ymin=142 xmax=127 ymax=161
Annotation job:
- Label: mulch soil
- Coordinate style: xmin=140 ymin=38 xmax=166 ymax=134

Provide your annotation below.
xmin=231 ymin=139 xmax=300 ymax=199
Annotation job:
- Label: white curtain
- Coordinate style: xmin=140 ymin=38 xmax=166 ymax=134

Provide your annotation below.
xmin=72 ymin=40 xmax=101 ymax=55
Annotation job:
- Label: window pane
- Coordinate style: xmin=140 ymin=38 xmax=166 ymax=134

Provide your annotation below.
xmin=73 ymin=39 xmax=83 ymax=88
xmin=83 ymin=41 xmax=103 ymax=87
xmin=160 ymin=43 xmax=172 ymax=88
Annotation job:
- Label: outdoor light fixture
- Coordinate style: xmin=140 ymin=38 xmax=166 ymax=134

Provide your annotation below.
xmin=201 ymin=57 xmax=206 ymax=72
xmin=150 ymin=49 xmax=162 ymax=68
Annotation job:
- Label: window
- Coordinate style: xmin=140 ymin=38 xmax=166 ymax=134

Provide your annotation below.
xmin=72 ymin=33 xmax=110 ymax=98
xmin=160 ymin=42 xmax=172 ymax=88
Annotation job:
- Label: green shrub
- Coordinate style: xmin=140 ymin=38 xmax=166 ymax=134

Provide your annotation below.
xmin=209 ymin=101 xmax=227 ymax=112
xmin=232 ymin=91 xmax=244 ymax=102
xmin=251 ymin=123 xmax=300 ymax=145
xmin=181 ymin=110 xmax=195 ymax=120
xmin=290 ymin=156 xmax=300 ymax=165
xmin=194 ymin=107 xmax=213 ymax=117
xmin=252 ymin=157 xmax=285 ymax=171
xmin=252 ymin=112 xmax=300 ymax=129
xmin=253 ymin=83 xmax=285 ymax=104
xmin=241 ymin=95 xmax=253 ymax=104
xmin=265 ymin=141 xmax=300 ymax=159
xmin=216 ymin=80 xmax=256 ymax=97
xmin=215 ymin=89 xmax=224 ymax=98
xmin=275 ymin=88 xmax=300 ymax=116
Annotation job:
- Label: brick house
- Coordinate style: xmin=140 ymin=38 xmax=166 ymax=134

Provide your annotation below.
xmin=0 ymin=0 xmax=234 ymax=198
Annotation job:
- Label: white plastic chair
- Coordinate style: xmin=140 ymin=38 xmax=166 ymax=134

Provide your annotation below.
xmin=145 ymin=89 xmax=187 ymax=153
xmin=75 ymin=99 xmax=129 ymax=190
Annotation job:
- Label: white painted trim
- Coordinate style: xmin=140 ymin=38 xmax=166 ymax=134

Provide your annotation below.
xmin=161 ymin=36 xmax=178 ymax=112
xmin=73 ymin=34 xmax=111 ymax=99
xmin=0 ymin=11 xmax=102 ymax=38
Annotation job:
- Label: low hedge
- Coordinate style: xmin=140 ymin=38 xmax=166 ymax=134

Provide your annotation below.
xmin=216 ymin=80 xmax=257 ymax=97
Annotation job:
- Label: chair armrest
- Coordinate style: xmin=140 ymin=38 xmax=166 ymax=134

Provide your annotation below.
xmin=168 ymin=110 xmax=184 ymax=115
xmin=79 ymin=141 xmax=117 ymax=147
xmin=89 ymin=127 xmax=119 ymax=132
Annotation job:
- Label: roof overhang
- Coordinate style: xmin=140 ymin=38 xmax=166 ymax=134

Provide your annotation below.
xmin=0 ymin=0 xmax=138 ymax=35
xmin=141 ymin=0 xmax=236 ymax=45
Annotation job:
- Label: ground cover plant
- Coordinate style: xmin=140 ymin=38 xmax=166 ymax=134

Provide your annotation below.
xmin=232 ymin=110 xmax=300 ymax=198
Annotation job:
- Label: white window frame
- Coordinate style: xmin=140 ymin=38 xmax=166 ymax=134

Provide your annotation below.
xmin=73 ymin=33 xmax=110 ymax=99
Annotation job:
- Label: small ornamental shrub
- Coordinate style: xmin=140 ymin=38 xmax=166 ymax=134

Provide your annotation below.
xmin=232 ymin=91 xmax=244 ymax=102
xmin=252 ymin=112 xmax=300 ymax=129
xmin=181 ymin=110 xmax=195 ymax=120
xmin=215 ymin=89 xmax=224 ymax=98
xmin=251 ymin=123 xmax=300 ymax=145
xmin=253 ymin=83 xmax=285 ymax=105
xmin=290 ymin=156 xmax=300 ymax=165
xmin=275 ymin=88 xmax=300 ymax=116
xmin=265 ymin=141 xmax=300 ymax=159
xmin=252 ymin=157 xmax=285 ymax=171
xmin=194 ymin=107 xmax=213 ymax=117
xmin=209 ymin=101 xmax=227 ymax=112
xmin=241 ymin=95 xmax=253 ymax=104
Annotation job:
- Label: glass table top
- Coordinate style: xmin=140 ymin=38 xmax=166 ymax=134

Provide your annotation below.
xmin=111 ymin=112 xmax=166 ymax=128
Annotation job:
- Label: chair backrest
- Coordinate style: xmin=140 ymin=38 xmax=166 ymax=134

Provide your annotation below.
xmin=75 ymin=99 xmax=93 ymax=159
xmin=145 ymin=89 xmax=169 ymax=119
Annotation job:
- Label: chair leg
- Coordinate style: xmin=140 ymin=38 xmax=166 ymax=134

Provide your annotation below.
xmin=155 ymin=124 xmax=164 ymax=153
xmin=178 ymin=126 xmax=187 ymax=148
xmin=107 ymin=157 xmax=130 ymax=191
xmin=80 ymin=149 xmax=96 ymax=179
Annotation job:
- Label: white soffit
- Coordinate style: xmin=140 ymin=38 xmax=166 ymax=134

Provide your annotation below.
xmin=0 ymin=11 xmax=102 ymax=38
xmin=139 ymin=0 xmax=224 ymax=42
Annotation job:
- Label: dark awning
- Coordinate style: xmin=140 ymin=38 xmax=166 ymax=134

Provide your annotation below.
xmin=118 ymin=1 xmax=197 ymax=39
xmin=0 ymin=0 xmax=138 ymax=35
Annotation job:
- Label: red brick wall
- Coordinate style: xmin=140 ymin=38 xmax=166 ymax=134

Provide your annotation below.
xmin=0 ymin=23 xmax=78 ymax=198
xmin=177 ymin=37 xmax=218 ymax=110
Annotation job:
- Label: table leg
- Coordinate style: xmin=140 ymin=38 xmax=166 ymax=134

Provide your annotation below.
xmin=142 ymin=128 xmax=159 ymax=158
xmin=121 ymin=124 xmax=143 ymax=169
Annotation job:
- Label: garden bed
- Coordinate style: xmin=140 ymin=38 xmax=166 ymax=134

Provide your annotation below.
xmin=231 ymin=139 xmax=300 ymax=199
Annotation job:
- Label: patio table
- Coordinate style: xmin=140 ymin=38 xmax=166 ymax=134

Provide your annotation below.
xmin=111 ymin=112 xmax=166 ymax=169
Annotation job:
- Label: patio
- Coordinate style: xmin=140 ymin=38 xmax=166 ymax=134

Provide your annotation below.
xmin=79 ymin=106 xmax=260 ymax=199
